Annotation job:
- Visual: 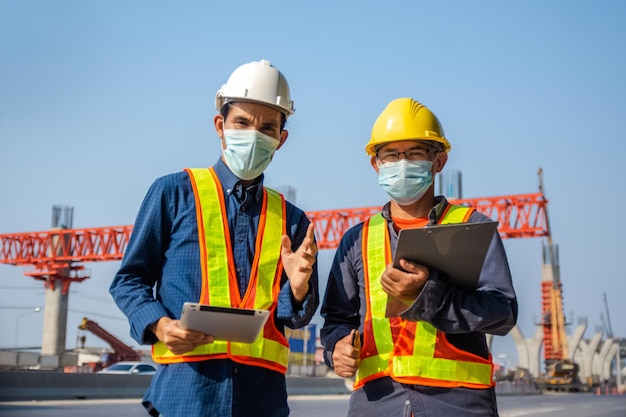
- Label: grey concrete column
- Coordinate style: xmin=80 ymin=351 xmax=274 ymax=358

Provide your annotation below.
xmin=509 ymin=325 xmax=528 ymax=370
xmin=527 ymin=326 xmax=544 ymax=378
xmin=602 ymin=342 xmax=619 ymax=383
xmin=509 ymin=325 xmax=543 ymax=378
xmin=575 ymin=332 xmax=602 ymax=383
xmin=41 ymin=280 xmax=68 ymax=356
xmin=594 ymin=338 xmax=614 ymax=382
xmin=567 ymin=325 xmax=586 ymax=359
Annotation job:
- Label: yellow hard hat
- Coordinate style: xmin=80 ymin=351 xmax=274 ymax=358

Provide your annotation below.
xmin=365 ymin=98 xmax=451 ymax=156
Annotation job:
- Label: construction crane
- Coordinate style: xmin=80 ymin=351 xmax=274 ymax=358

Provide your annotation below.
xmin=78 ymin=317 xmax=141 ymax=368
xmin=601 ymin=292 xmax=614 ymax=339
xmin=536 ymin=168 xmax=584 ymax=391
xmin=0 ymin=191 xmax=549 ymax=272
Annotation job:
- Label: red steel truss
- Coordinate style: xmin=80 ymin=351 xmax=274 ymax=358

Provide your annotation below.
xmin=0 ymin=191 xmax=549 ymax=290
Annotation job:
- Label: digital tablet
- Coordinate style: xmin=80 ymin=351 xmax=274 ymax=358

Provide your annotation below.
xmin=180 ymin=303 xmax=270 ymax=343
xmin=393 ymin=221 xmax=498 ymax=289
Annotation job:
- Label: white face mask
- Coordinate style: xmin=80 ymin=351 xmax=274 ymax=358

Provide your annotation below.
xmin=222 ymin=129 xmax=280 ymax=180
xmin=378 ymin=159 xmax=433 ymax=206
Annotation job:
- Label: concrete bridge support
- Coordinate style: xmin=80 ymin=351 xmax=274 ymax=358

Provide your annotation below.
xmin=574 ymin=332 xmax=602 ymax=383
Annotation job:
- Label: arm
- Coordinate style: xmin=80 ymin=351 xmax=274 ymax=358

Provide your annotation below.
xmin=109 ymin=177 xmax=172 ymax=345
xmin=320 ymin=226 xmax=363 ymax=369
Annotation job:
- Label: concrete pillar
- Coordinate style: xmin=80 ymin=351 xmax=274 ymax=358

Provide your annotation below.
xmin=567 ymin=324 xmax=586 ymax=358
xmin=576 ymin=332 xmax=602 ymax=383
xmin=527 ymin=326 xmax=544 ymax=378
xmin=594 ymin=338 xmax=614 ymax=382
xmin=509 ymin=325 xmax=528 ymax=370
xmin=602 ymin=342 xmax=619 ymax=383
xmin=508 ymin=324 xmax=543 ymax=378
xmin=41 ymin=280 xmax=68 ymax=356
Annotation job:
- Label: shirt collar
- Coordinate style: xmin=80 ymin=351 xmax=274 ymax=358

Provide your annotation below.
xmin=380 ymin=195 xmax=449 ymax=225
xmin=212 ymin=157 xmax=264 ymax=202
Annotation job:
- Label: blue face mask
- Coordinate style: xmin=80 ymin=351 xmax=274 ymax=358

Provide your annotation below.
xmin=378 ymin=159 xmax=433 ymax=206
xmin=222 ymin=129 xmax=280 ymax=180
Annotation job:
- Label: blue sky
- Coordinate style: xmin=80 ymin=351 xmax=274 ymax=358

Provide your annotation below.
xmin=1 ymin=1 xmax=625 ymax=367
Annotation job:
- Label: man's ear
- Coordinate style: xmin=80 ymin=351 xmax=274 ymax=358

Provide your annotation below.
xmin=214 ymin=114 xmax=226 ymax=149
xmin=434 ymin=152 xmax=448 ymax=173
xmin=370 ymin=156 xmax=380 ymax=174
xmin=275 ymin=129 xmax=289 ymax=150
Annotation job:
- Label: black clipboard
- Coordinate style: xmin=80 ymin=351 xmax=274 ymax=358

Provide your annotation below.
xmin=392 ymin=221 xmax=498 ymax=289
xmin=180 ymin=303 xmax=270 ymax=343
xmin=387 ymin=221 xmax=498 ymax=317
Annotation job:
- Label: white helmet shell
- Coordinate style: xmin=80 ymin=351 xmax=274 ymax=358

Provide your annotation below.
xmin=215 ymin=59 xmax=295 ymax=118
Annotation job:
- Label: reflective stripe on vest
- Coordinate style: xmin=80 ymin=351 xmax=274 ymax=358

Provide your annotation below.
xmin=356 ymin=205 xmax=494 ymax=389
xmin=152 ymin=168 xmax=289 ymax=373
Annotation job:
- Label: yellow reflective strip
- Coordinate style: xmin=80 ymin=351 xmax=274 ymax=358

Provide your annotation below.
xmin=254 ymin=187 xmax=283 ymax=309
xmin=441 ymin=205 xmax=471 ymax=224
xmin=356 ymin=214 xmax=393 ymax=382
xmin=153 ymin=339 xmax=228 ymax=359
xmin=413 ymin=322 xmax=437 ymax=356
xmin=367 ymin=214 xmax=389 ymax=320
xmin=154 ymin=337 xmax=288 ymax=368
xmin=230 ymin=338 xmax=289 ymax=367
xmin=359 ymin=352 xmax=391 ymax=378
xmin=188 ymin=168 xmax=230 ymax=306
xmin=394 ymin=355 xmax=493 ymax=385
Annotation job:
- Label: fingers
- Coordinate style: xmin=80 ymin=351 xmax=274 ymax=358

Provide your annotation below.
xmin=380 ymin=263 xmax=428 ymax=300
xmin=300 ymin=223 xmax=318 ymax=257
xmin=280 ymin=234 xmax=292 ymax=256
xmin=332 ymin=330 xmax=360 ymax=378
xmin=281 ymin=223 xmax=317 ymax=258
xmin=163 ymin=320 xmax=214 ymax=355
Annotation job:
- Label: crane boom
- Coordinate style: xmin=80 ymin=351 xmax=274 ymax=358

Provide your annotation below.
xmin=0 ymin=192 xmax=549 ymax=266
xmin=78 ymin=317 xmax=141 ymax=367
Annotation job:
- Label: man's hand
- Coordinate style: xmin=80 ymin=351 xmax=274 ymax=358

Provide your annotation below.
xmin=380 ymin=259 xmax=429 ymax=303
xmin=281 ymin=223 xmax=317 ymax=302
xmin=150 ymin=317 xmax=214 ymax=355
xmin=332 ymin=329 xmax=361 ymax=378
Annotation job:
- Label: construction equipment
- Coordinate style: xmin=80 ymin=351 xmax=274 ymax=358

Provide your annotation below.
xmin=601 ymin=292 xmax=614 ymax=339
xmin=78 ymin=317 xmax=141 ymax=368
xmin=535 ymin=169 xmax=588 ymax=392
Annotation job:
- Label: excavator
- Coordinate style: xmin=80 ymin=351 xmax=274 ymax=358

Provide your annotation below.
xmin=78 ymin=317 xmax=141 ymax=368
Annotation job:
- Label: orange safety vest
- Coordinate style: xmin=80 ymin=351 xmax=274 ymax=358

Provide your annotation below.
xmin=152 ymin=167 xmax=290 ymax=374
xmin=355 ymin=204 xmax=495 ymax=390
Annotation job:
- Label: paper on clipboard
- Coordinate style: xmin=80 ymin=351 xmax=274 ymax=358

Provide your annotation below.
xmin=386 ymin=221 xmax=498 ymax=316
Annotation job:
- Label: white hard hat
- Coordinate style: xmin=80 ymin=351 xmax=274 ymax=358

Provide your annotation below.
xmin=215 ymin=59 xmax=295 ymax=118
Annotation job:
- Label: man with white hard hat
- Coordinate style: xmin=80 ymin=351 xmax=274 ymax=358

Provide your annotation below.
xmin=110 ymin=59 xmax=319 ymax=417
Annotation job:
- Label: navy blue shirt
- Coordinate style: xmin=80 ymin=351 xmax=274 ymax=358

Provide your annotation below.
xmin=320 ymin=197 xmax=517 ymax=417
xmin=110 ymin=158 xmax=319 ymax=417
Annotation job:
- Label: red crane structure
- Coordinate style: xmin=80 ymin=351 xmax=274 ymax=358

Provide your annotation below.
xmin=0 ymin=191 xmax=549 ymax=289
xmin=0 ymin=192 xmax=549 ymax=286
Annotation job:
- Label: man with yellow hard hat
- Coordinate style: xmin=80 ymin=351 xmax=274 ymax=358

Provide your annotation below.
xmin=320 ymin=98 xmax=517 ymax=416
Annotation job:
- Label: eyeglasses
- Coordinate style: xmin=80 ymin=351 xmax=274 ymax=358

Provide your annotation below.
xmin=376 ymin=148 xmax=439 ymax=164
